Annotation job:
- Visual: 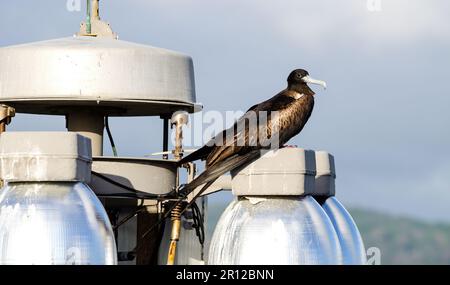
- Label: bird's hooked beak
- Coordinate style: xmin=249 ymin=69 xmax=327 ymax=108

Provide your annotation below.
xmin=302 ymin=75 xmax=327 ymax=90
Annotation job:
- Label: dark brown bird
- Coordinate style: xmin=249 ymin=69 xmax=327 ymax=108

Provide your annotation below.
xmin=178 ymin=69 xmax=327 ymax=202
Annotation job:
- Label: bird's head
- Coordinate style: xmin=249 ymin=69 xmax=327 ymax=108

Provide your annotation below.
xmin=287 ymin=69 xmax=327 ymax=92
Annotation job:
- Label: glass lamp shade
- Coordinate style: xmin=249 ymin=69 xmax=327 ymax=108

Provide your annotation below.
xmin=321 ymin=197 xmax=367 ymax=265
xmin=208 ymin=196 xmax=342 ymax=265
xmin=0 ymin=182 xmax=117 ymax=265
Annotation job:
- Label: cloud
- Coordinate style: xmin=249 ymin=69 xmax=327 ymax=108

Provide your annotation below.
xmin=132 ymin=0 xmax=450 ymax=53
xmin=252 ymin=0 xmax=450 ymax=52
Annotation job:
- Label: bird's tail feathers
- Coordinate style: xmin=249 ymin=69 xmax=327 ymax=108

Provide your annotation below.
xmin=141 ymin=149 xmax=261 ymax=240
xmin=179 ymin=149 xmax=261 ymax=200
xmin=177 ymin=144 xmax=212 ymax=166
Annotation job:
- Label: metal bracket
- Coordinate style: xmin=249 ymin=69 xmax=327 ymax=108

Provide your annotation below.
xmin=0 ymin=104 xmax=15 ymax=132
xmin=76 ymin=0 xmax=118 ymax=39
xmin=170 ymin=111 xmax=189 ymax=161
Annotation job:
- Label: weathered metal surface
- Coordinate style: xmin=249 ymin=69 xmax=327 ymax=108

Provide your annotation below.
xmin=0 ymin=132 xmax=92 ymax=183
xmin=90 ymin=157 xmax=177 ymax=196
xmin=231 ymin=148 xmax=317 ymax=197
xmin=0 ymin=36 xmax=197 ymax=116
xmin=314 ymin=151 xmax=336 ymax=197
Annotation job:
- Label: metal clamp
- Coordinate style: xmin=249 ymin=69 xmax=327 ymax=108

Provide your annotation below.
xmin=0 ymin=105 xmax=15 ymax=133
xmin=170 ymin=111 xmax=189 ymax=160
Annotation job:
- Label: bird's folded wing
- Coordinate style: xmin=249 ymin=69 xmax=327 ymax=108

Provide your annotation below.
xmin=179 ymin=149 xmax=261 ymax=198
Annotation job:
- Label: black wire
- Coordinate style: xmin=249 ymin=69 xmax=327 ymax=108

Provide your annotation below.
xmin=105 ymin=116 xmax=118 ymax=157
xmin=130 ymin=194 xmax=205 ymax=256
xmin=201 ymin=196 xmax=206 ymax=260
xmin=129 ymin=200 xmax=173 ymax=256
xmin=112 ymin=199 xmax=145 ymax=230
xmin=113 ymin=206 xmax=146 ymax=230
xmin=130 ymin=178 xmax=214 ymax=253
xmin=91 ymin=170 xmax=152 ymax=195
xmin=190 ymin=202 xmax=205 ymax=245
xmin=139 ymin=195 xmax=186 ymax=239
xmin=91 ymin=170 xmax=175 ymax=200
xmin=162 ymin=118 xmax=169 ymax=160
xmin=137 ymin=180 xmax=214 ymax=240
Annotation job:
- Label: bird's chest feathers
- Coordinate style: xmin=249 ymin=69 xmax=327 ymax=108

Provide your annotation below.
xmin=278 ymin=94 xmax=314 ymax=130
xmin=289 ymin=93 xmax=313 ymax=114
xmin=293 ymin=92 xmax=306 ymax=100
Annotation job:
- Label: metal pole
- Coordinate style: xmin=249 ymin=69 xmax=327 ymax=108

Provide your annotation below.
xmin=162 ymin=118 xmax=169 ymax=160
xmin=0 ymin=105 xmax=15 ymax=189
xmin=67 ymin=111 xmax=104 ymax=156
xmin=86 ymin=0 xmax=92 ymax=34
xmin=171 ymin=112 xmax=188 ymax=161
xmin=166 ymin=112 xmax=189 ymax=265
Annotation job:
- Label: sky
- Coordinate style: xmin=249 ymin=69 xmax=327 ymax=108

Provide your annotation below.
xmin=0 ymin=0 xmax=449 ymax=222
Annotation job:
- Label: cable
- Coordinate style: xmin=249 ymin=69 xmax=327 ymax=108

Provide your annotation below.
xmin=105 ymin=116 xmax=118 ymax=157
xmin=130 ymin=176 xmax=214 ymax=254
xmin=113 ymin=206 xmax=146 ymax=230
xmin=139 ymin=198 xmax=183 ymax=239
xmin=190 ymin=202 xmax=205 ymax=246
xmin=130 ymin=197 xmax=185 ymax=256
xmin=91 ymin=170 xmax=145 ymax=194
xmin=200 ymin=197 xmax=206 ymax=260
xmin=131 ymin=199 xmax=205 ymax=260
xmin=136 ymin=179 xmax=213 ymax=243
xmin=167 ymin=203 xmax=183 ymax=265
xmin=91 ymin=170 xmax=175 ymax=199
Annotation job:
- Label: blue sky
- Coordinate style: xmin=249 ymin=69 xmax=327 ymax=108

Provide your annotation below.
xmin=1 ymin=0 xmax=449 ymax=222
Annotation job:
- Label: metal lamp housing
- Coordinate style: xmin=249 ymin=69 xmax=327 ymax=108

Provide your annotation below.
xmin=0 ymin=132 xmax=117 ymax=265
xmin=208 ymin=148 xmax=343 ymax=265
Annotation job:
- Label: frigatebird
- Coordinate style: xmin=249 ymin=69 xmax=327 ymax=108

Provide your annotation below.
xmin=139 ymin=69 xmax=327 ymax=240
xmin=177 ymin=69 xmax=327 ymax=202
